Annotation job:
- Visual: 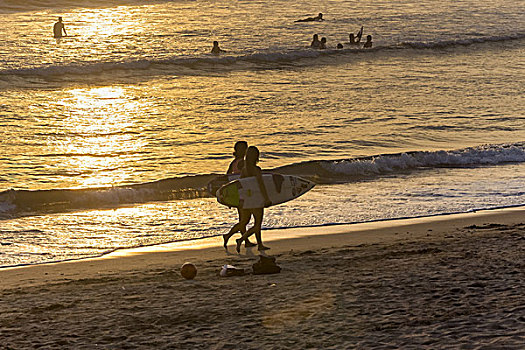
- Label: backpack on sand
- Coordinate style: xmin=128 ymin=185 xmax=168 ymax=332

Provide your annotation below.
xmin=252 ymin=255 xmax=281 ymax=275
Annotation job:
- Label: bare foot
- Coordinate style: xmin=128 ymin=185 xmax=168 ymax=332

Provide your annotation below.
xmin=236 ymin=239 xmax=242 ymax=253
xmin=222 ymin=234 xmax=229 ymax=249
xmin=258 ymin=245 xmax=270 ymax=251
xmin=244 ymin=240 xmax=256 ymax=248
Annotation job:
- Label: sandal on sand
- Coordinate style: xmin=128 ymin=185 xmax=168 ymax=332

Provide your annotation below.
xmin=244 ymin=240 xmax=257 ymax=248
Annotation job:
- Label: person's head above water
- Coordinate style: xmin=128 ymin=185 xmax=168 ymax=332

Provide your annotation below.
xmin=321 ymin=37 xmax=327 ymax=43
xmin=233 ymin=141 xmax=248 ymax=158
xmin=312 ymin=34 xmax=319 ymax=40
xmin=317 ymin=13 xmax=323 ymax=19
xmin=58 ymin=17 xmax=63 ymax=22
xmin=366 ymin=35 xmax=372 ymax=41
xmin=245 ymin=146 xmax=260 ymax=166
xmin=213 ymin=41 xmax=219 ymax=47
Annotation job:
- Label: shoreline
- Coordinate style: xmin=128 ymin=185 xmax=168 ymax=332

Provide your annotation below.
xmin=1 ymin=205 xmax=523 ymax=348
xmin=3 ymin=203 xmax=524 ymax=270
xmin=1 ymin=205 xmax=523 ymax=290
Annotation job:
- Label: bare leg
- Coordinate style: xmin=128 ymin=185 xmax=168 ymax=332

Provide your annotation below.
xmin=224 ymin=209 xmax=251 ymax=248
xmin=236 ymin=208 xmax=269 ymax=252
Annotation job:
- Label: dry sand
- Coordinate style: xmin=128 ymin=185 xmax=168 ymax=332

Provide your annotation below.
xmin=0 ymin=207 xmax=524 ymax=349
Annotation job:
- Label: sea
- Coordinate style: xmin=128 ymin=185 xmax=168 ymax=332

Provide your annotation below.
xmin=1 ymin=0 xmax=524 ymax=267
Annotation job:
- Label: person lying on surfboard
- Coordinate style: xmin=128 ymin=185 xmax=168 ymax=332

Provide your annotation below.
xmin=234 ymin=146 xmax=272 ymax=253
xmin=222 ymin=141 xmax=257 ymax=249
xmin=295 ymin=13 xmax=324 ymax=22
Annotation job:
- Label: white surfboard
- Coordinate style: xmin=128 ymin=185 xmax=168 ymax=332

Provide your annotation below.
xmin=216 ymin=174 xmax=315 ymax=209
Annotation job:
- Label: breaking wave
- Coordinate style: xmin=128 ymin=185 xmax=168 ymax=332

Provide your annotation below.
xmin=1 ymin=142 xmax=523 ymax=219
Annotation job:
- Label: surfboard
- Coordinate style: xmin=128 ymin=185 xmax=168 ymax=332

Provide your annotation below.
xmin=207 ymin=172 xmax=271 ymax=196
xmin=207 ymin=174 xmax=240 ymax=196
xmin=216 ymin=174 xmax=315 ymax=209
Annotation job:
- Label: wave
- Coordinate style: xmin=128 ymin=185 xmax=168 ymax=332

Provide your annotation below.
xmin=1 ymin=142 xmax=524 ymax=219
xmin=0 ymin=0 xmax=169 ymax=13
xmin=400 ymin=33 xmax=525 ymax=49
xmin=2 ymin=34 xmax=523 ymax=82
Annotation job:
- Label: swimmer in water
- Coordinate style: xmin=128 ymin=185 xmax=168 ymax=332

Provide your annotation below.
xmin=310 ymin=34 xmax=321 ymax=49
xmin=363 ymin=35 xmax=373 ymax=48
xmin=349 ymin=26 xmax=363 ymax=46
xmin=211 ymin=41 xmax=226 ymax=55
xmin=53 ymin=17 xmax=67 ymax=38
xmin=337 ymin=43 xmax=344 ymax=49
xmin=295 ymin=13 xmax=324 ymax=23
xmin=319 ymin=37 xmax=327 ymax=49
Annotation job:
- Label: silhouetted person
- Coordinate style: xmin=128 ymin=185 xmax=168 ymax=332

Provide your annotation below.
xmin=319 ymin=37 xmax=327 ymax=49
xmin=226 ymin=141 xmax=247 ymax=175
xmin=296 ymin=13 xmax=324 ymax=22
xmin=53 ymin=17 xmax=67 ymax=38
xmin=211 ymin=41 xmax=226 ymax=55
xmin=337 ymin=43 xmax=344 ymax=49
xmin=310 ymin=34 xmax=321 ymax=49
xmin=223 ymin=141 xmax=256 ymax=249
xmin=363 ymin=35 xmax=373 ymax=48
xmin=349 ymin=26 xmax=363 ymax=46
xmin=235 ymin=146 xmax=271 ymax=253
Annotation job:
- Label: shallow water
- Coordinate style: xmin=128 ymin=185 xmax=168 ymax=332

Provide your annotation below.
xmin=1 ymin=0 xmax=524 ymax=266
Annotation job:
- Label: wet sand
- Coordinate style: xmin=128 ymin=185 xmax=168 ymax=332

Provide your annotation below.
xmin=0 ymin=207 xmax=524 ymax=349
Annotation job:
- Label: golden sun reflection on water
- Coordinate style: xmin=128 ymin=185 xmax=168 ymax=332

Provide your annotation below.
xmin=53 ymin=86 xmax=146 ymax=188
xmin=75 ymin=7 xmax=144 ymax=39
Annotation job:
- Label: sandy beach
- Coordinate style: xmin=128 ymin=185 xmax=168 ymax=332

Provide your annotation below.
xmin=1 ymin=206 xmax=524 ymax=349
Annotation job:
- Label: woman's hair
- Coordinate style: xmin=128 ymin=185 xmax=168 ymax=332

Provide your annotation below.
xmin=233 ymin=141 xmax=248 ymax=158
xmin=245 ymin=146 xmax=259 ymax=165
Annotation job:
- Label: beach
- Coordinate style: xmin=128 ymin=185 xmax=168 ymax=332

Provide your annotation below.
xmin=1 ymin=0 xmax=524 ymax=267
xmin=1 ymin=207 xmax=523 ymax=349
xmin=1 ymin=0 xmax=524 ymax=348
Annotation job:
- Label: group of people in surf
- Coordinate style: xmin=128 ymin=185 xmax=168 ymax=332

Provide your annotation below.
xmin=311 ymin=26 xmax=373 ymax=50
xmin=211 ymin=13 xmax=372 ymax=55
xmin=222 ymin=141 xmax=272 ymax=253
xmin=294 ymin=13 xmax=373 ymax=49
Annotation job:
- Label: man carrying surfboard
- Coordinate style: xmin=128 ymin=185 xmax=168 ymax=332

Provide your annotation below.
xmin=222 ymin=141 xmax=257 ymax=249
xmin=234 ymin=146 xmax=272 ymax=253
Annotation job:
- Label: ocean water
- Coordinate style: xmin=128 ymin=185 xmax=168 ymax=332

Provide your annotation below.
xmin=1 ymin=0 xmax=524 ymax=266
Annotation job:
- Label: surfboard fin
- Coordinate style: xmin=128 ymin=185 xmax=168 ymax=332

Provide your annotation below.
xmin=272 ymin=174 xmax=284 ymax=193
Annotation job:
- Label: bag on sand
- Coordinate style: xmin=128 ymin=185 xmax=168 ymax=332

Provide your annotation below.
xmin=252 ymin=255 xmax=281 ymax=275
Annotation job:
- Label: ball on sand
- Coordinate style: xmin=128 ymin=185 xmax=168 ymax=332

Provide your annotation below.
xmin=180 ymin=262 xmax=197 ymax=280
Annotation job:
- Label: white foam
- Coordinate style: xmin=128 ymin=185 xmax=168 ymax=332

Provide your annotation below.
xmin=323 ymin=143 xmax=525 ymax=176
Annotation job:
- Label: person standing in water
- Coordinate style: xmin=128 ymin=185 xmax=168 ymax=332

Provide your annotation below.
xmin=211 ymin=41 xmax=226 ymax=55
xmin=319 ymin=37 xmax=327 ymax=49
xmin=363 ymin=35 xmax=373 ymax=48
xmin=349 ymin=26 xmax=364 ymax=46
xmin=223 ymin=141 xmax=257 ymax=249
xmin=310 ymin=34 xmax=321 ymax=49
xmin=53 ymin=17 xmax=67 ymax=38
xmin=235 ymin=146 xmax=271 ymax=253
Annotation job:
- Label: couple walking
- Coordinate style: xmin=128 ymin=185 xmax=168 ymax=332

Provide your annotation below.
xmin=223 ymin=141 xmax=271 ymax=253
